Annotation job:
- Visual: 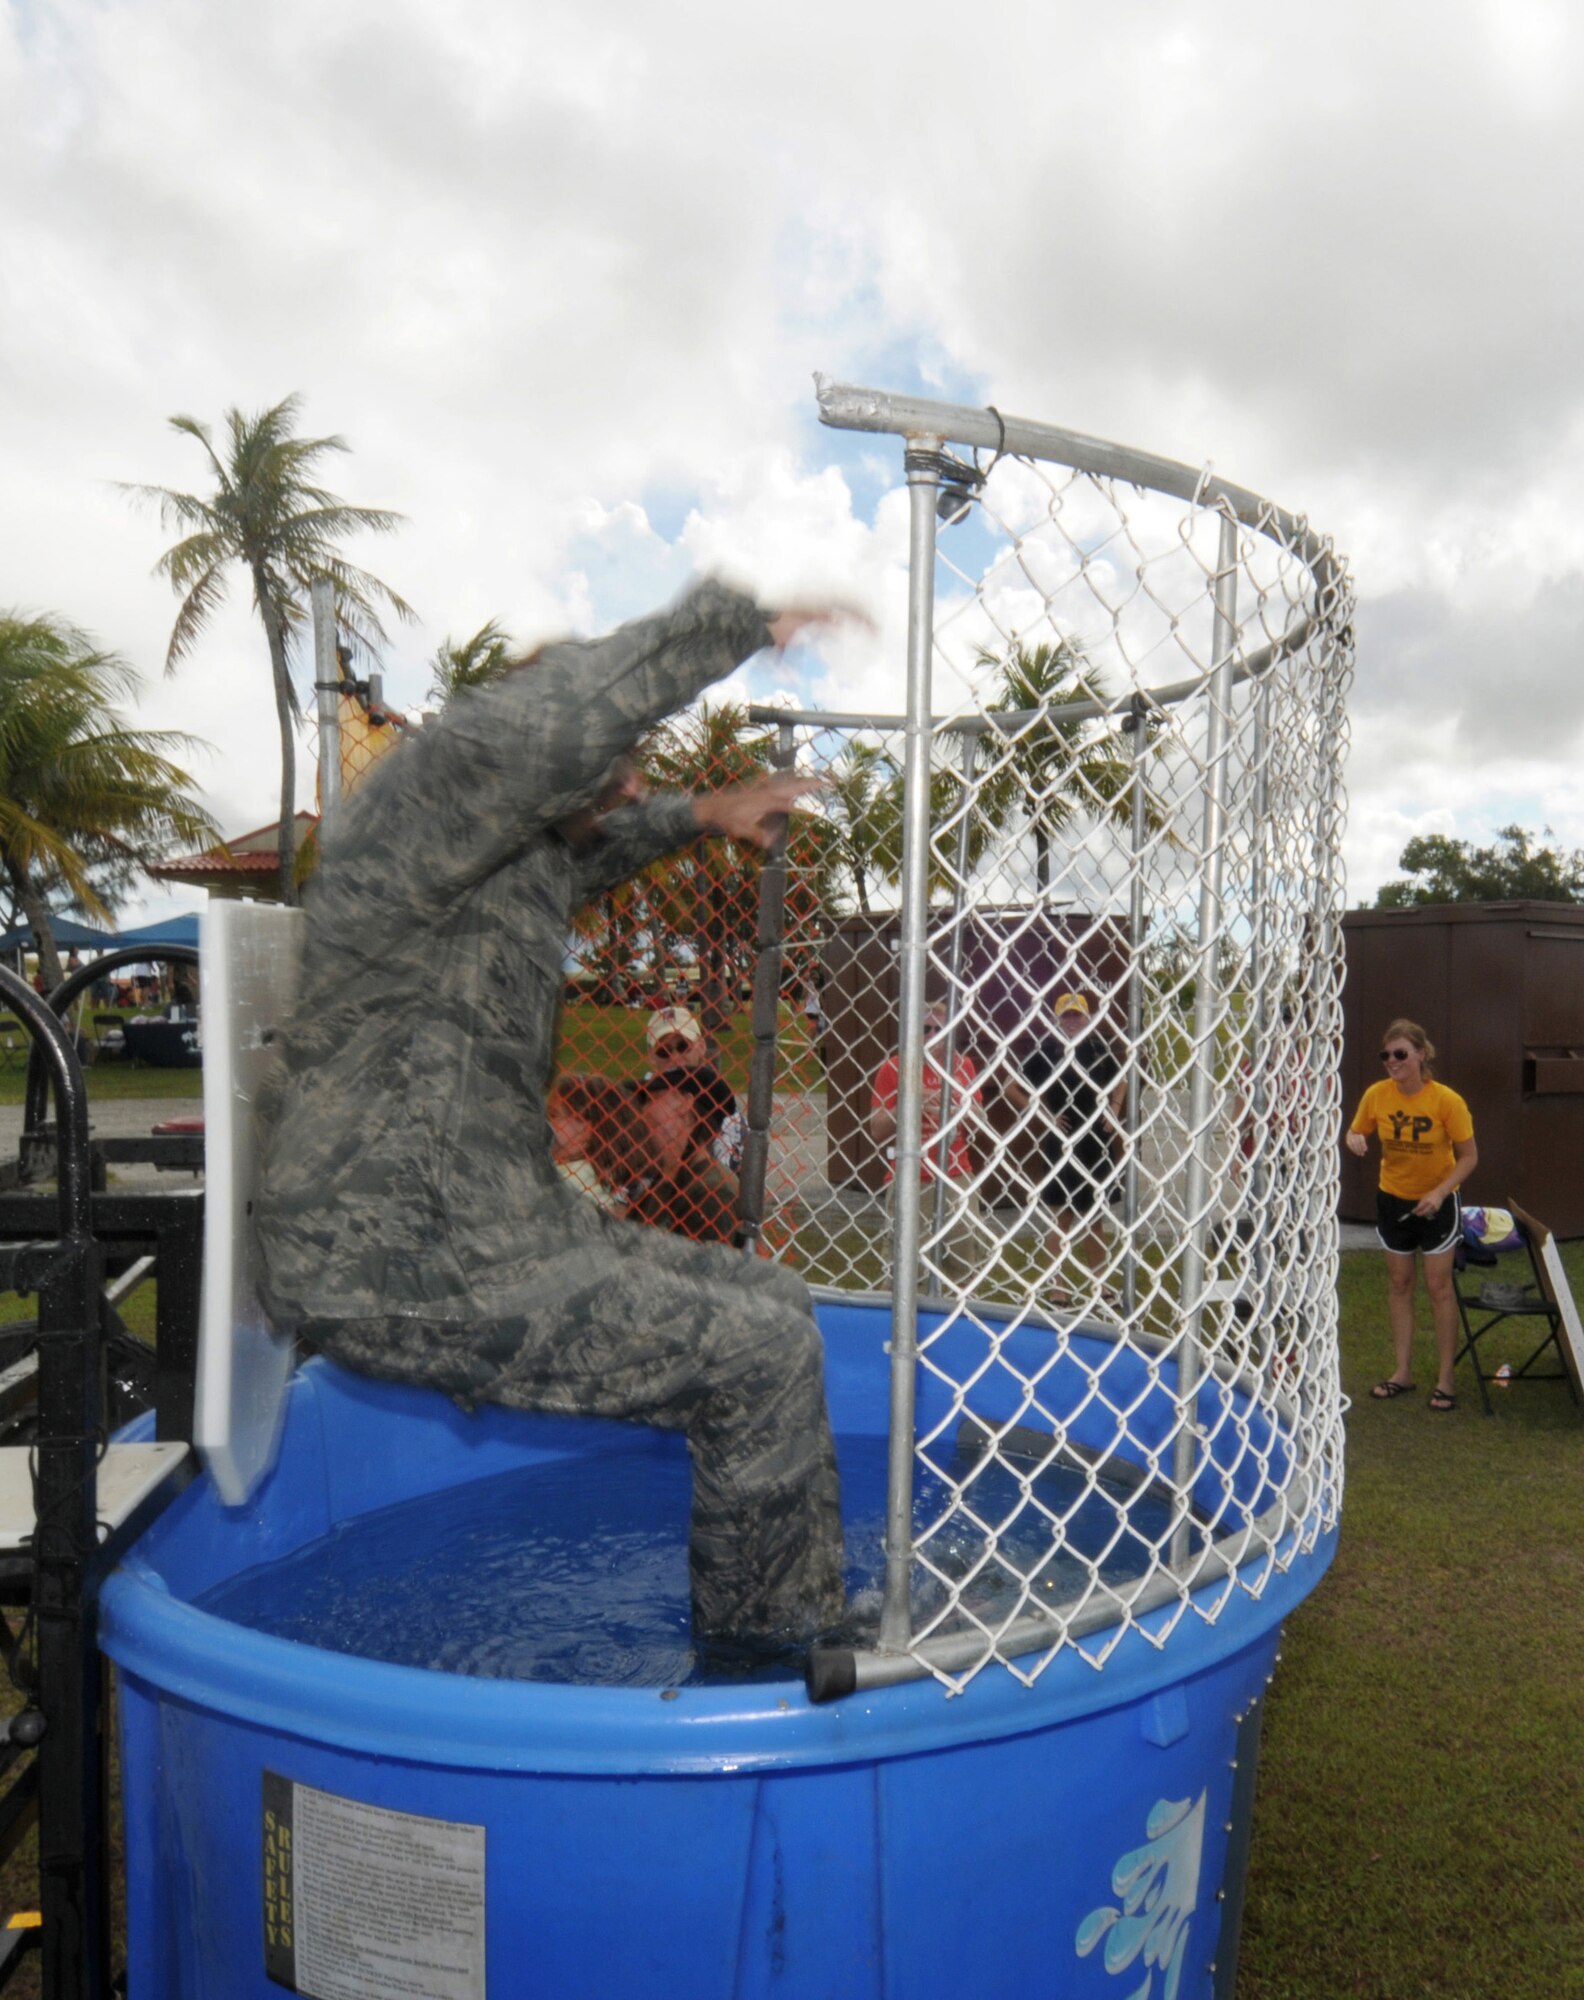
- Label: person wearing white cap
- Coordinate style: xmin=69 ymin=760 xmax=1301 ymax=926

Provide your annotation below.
xmin=1005 ymin=990 xmax=1126 ymax=1308
xmin=646 ymin=1006 xmax=744 ymax=1177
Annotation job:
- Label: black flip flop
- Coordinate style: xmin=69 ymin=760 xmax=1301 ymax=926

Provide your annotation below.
xmin=1370 ymin=1379 xmax=1416 ymax=1400
xmin=1429 ymin=1387 xmax=1457 ymax=1412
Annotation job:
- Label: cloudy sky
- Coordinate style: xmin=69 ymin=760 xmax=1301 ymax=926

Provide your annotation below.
xmin=4 ymin=0 xmax=1582 ymax=919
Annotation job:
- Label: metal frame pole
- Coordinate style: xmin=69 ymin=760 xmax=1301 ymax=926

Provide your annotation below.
xmin=817 ymin=378 xmax=1331 ymax=573
xmin=1245 ymin=673 xmax=1274 ymax=1340
xmin=879 ymin=442 xmax=943 ymax=1653
xmin=311 ymin=578 xmax=340 ymax=843
xmin=0 ymin=970 xmax=105 ymax=1998
xmin=1306 ymin=580 xmax=1353 ymax=1309
xmin=738 ymin=722 xmax=798 ymax=1254
xmin=1171 ymin=512 xmax=1239 ymax=1569
xmin=1121 ymin=695 xmax=1151 ymax=1315
xmin=928 ymin=729 xmax=979 ymax=1292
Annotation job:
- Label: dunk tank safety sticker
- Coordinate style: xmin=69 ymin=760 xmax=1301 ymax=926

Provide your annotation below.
xmin=263 ymin=1772 xmax=485 ymax=2000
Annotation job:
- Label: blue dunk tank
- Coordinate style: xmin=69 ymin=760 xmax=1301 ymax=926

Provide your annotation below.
xmin=103 ymin=1298 xmax=1337 ymax=2000
xmin=100 ymin=382 xmax=1353 ymax=1998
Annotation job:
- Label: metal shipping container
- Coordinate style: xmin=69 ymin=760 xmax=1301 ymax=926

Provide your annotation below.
xmin=1341 ymin=900 xmax=1584 ymax=1234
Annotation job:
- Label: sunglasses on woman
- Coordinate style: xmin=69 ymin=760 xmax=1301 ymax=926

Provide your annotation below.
xmin=653 ymin=1039 xmax=693 ymax=1062
xmin=1379 ymin=1046 xmax=1413 ymax=1063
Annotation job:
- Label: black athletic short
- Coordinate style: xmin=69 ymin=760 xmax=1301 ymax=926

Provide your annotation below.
xmin=1375 ymin=1189 xmax=1461 ymax=1257
xmin=1040 ymin=1141 xmax=1116 ymax=1219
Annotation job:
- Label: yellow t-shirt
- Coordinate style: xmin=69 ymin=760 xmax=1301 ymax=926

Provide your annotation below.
xmin=1350 ymin=1079 xmax=1474 ymax=1201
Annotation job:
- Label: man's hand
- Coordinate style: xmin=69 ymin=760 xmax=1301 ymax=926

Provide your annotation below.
xmin=693 ymin=772 xmax=823 ymax=851
xmin=766 ymin=604 xmax=871 ymax=651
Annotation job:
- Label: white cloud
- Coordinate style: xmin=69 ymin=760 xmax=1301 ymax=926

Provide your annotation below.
xmin=3 ymin=0 xmax=1584 ymax=917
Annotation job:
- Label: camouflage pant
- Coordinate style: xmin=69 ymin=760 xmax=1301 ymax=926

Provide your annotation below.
xmin=302 ymin=1230 xmax=845 ymax=1646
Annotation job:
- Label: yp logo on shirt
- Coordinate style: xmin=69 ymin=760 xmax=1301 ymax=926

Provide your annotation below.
xmin=1388 ymin=1112 xmax=1433 ymax=1145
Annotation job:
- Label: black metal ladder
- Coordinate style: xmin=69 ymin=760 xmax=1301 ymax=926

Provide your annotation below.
xmin=0 ymin=962 xmax=202 ymax=1999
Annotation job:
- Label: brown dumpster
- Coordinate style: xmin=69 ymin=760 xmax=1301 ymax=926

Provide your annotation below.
xmin=1341 ymin=900 xmax=1584 ymax=1234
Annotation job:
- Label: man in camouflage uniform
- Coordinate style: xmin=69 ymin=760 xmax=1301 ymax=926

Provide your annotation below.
xmin=256 ymin=580 xmax=845 ymax=1645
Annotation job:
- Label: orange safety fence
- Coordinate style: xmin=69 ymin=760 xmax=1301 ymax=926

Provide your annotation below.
xmin=542 ymin=704 xmax=832 ymax=1269
xmin=334 ymin=667 xmax=409 ymax=801
xmin=317 ymin=689 xmax=850 ymax=1276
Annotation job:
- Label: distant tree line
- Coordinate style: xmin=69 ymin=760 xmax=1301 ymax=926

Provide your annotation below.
xmin=1374 ymin=824 xmax=1584 ymax=907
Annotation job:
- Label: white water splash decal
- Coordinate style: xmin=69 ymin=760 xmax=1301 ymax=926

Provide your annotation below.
xmin=1075 ymin=1791 xmax=1207 ymax=2000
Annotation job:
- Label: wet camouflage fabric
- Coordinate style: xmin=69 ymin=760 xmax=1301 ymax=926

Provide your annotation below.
xmin=255 ymin=580 xmax=844 ymax=1640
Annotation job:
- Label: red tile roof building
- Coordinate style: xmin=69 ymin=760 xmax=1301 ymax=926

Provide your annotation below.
xmin=146 ymin=812 xmax=319 ymax=902
xmin=150 ymin=684 xmax=412 ymax=901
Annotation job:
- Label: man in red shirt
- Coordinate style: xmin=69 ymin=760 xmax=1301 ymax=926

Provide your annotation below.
xmin=870 ymin=999 xmax=986 ymax=1288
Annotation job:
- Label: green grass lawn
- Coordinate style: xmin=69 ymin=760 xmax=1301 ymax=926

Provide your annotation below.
xmin=0 ymin=1243 xmax=1579 ymax=1995
xmin=0 ymin=1006 xmax=204 ymax=1108
xmin=555 ymin=1001 xmax=823 ymax=1096
xmin=0 ymin=1062 xmax=203 ymax=1108
xmin=1237 ymin=1242 xmax=1584 ymax=1999
xmin=0 ymin=1002 xmax=817 ymax=1111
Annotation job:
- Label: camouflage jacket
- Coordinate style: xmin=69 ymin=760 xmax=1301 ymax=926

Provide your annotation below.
xmin=255 ymin=579 xmax=772 ymax=1325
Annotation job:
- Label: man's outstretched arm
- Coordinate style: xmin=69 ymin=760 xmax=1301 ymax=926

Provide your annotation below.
xmin=571 ymin=768 xmax=822 ymax=899
xmin=327 ymin=580 xmax=773 ymax=917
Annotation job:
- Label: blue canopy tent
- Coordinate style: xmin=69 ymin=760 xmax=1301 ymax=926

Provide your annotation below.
xmin=111 ymin=912 xmax=202 ymax=951
xmin=91 ymin=910 xmax=204 ymax=1068
xmin=0 ymin=917 xmax=120 ymax=955
xmin=0 ymin=912 xmax=202 ymax=958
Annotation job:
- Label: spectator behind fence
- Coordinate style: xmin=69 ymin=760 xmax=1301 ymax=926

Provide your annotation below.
xmin=626 ymin=1071 xmax=741 ymax=1244
xmin=556 ymin=1056 xmax=744 ymax=1240
xmin=646 ymin=1005 xmax=744 ymax=1176
xmin=803 ymin=972 xmax=827 ymax=1061
xmin=870 ymin=998 xmax=985 ymax=1286
xmin=554 ymin=1063 xmax=739 ymax=1245
xmin=548 ymin=1073 xmax=638 ymax=1215
xmin=1005 ymin=991 xmax=1126 ymax=1309
xmin=1347 ymin=1018 xmax=1477 ymax=1413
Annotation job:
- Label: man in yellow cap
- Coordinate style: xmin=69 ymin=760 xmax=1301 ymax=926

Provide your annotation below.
xmin=1006 ymin=991 xmax=1126 ymax=1307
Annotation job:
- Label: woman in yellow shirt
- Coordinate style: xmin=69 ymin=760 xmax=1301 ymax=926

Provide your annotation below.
xmin=1346 ymin=1019 xmax=1478 ymax=1411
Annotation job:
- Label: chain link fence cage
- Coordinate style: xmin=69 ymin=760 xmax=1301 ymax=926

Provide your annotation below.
xmin=333 ymin=662 xmax=409 ymax=800
xmin=297 ymin=642 xmax=411 ymax=892
xmin=532 ymin=384 xmax=1354 ymax=1694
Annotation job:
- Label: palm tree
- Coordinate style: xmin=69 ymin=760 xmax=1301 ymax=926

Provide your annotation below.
xmin=0 ymin=613 xmax=218 ymax=989
xmin=126 ymin=395 xmax=413 ymax=904
xmin=635 ymin=703 xmax=777 ymax=1029
xmin=980 ymin=640 xmax=1142 ymax=895
xmin=827 ymin=736 xmax=1007 ymax=909
xmin=428 ymin=619 xmax=515 ymax=706
xmin=823 ymin=739 xmax=900 ymax=917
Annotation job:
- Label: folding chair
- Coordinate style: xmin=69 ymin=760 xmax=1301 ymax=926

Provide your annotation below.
xmin=1453 ymin=1207 xmax=1578 ymax=1417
